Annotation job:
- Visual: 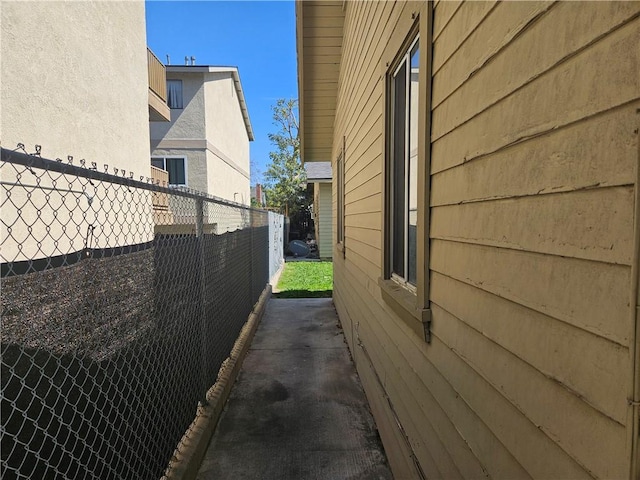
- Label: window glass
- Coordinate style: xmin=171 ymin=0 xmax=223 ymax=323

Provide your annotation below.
xmin=392 ymin=62 xmax=406 ymax=278
xmin=167 ymin=80 xmax=183 ymax=109
xmin=390 ymin=35 xmax=419 ymax=286
xmin=166 ymin=158 xmax=186 ymax=185
xmin=151 ymin=157 xmax=186 ymax=186
xmin=407 ymin=42 xmax=419 ymax=285
xmin=151 ymin=158 xmax=164 ymax=170
xmin=337 ymin=151 xmax=344 ymax=244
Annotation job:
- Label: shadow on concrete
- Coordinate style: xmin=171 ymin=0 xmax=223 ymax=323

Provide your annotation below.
xmin=272 ymin=289 xmax=333 ymax=299
xmin=196 ymin=298 xmax=392 ymax=480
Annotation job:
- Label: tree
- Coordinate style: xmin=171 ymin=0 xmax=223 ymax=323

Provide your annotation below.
xmin=263 ymin=98 xmax=308 ymax=216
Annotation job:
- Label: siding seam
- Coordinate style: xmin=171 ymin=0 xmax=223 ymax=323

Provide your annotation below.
xmin=432 ymin=0 xmax=502 ymax=76
xmin=340 ymin=264 xmax=522 ymax=478
xmin=430 ymin=230 xmax=633 ymax=267
xmin=430 ymin=298 xmax=627 ymax=428
xmin=428 ymin=310 xmax=601 ymax=478
xmin=431 ymin=12 xmax=640 ymax=143
xmin=432 ymin=1 xmax=558 ymax=108
xmin=433 ymin=98 xmax=640 ymax=175
xmin=339 ymin=2 xmax=399 ymax=142
xmin=430 ymin=262 xmax=630 ymax=348
xmin=430 ymin=181 xmax=636 ymax=207
xmin=432 ymin=0 xmax=464 ymax=42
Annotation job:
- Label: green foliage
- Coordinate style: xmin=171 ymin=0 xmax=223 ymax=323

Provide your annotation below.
xmin=274 ymin=261 xmax=333 ymax=298
xmin=263 ymin=98 xmax=308 ymax=215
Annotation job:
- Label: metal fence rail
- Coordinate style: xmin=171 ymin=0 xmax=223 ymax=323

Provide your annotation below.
xmin=1 ymin=147 xmax=273 ymax=479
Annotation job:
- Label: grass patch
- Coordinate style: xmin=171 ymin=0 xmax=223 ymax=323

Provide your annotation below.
xmin=274 ymin=261 xmax=333 ymax=298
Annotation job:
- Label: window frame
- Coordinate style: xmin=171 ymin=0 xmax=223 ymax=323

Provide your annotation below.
xmin=379 ymin=1 xmax=433 ymax=342
xmin=151 ymin=156 xmax=188 ymax=187
xmin=336 ymin=136 xmax=346 ymax=258
xmin=166 ymin=79 xmax=183 ymax=109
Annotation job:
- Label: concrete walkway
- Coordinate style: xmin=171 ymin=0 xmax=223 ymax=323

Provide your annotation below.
xmin=196 ymin=298 xmax=392 ymax=480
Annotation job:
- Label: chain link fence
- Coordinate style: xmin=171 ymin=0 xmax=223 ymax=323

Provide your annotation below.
xmin=1 ymin=146 xmax=278 ymax=479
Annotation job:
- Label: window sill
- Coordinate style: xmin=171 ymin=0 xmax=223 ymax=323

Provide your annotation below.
xmin=378 ymin=277 xmax=431 ymax=343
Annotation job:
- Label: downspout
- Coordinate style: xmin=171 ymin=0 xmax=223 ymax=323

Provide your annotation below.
xmin=629 ymin=111 xmax=640 ymax=480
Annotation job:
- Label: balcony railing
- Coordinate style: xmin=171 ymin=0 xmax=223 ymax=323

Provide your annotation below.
xmin=148 ymin=48 xmax=170 ymax=122
xmin=148 ymin=48 xmax=167 ymax=102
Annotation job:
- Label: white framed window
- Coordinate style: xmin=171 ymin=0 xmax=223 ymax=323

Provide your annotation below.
xmin=166 ymin=80 xmax=183 ymax=109
xmin=151 ymin=157 xmax=187 ymax=186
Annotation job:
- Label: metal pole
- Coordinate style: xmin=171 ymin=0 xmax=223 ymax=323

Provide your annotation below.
xmin=196 ymin=198 xmax=209 ymax=405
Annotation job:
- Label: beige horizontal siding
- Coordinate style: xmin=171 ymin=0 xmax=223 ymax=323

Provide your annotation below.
xmin=432 ymin=4 xmax=639 ymax=140
xmin=432 ymin=1 xmax=497 ymax=71
xmin=318 ymin=183 xmax=332 ymax=258
xmin=431 ymin=239 xmax=632 ymax=346
xmin=432 ymin=16 xmax=640 ymax=172
xmin=431 ymin=104 xmax=638 ymax=206
xmin=328 ymin=0 xmax=639 ymax=478
xmin=432 ymin=1 xmax=554 ymax=106
xmin=433 ymin=1 xmax=462 ymax=40
xmin=430 ymin=272 xmax=629 ymax=426
xmin=431 ymin=186 xmax=635 ymax=265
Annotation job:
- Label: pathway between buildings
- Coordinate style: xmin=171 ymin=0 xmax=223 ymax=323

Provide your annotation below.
xmin=196 ymin=298 xmax=392 ymax=480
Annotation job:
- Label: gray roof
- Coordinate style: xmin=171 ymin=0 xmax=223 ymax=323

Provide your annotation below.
xmin=305 ymin=162 xmax=332 ymax=181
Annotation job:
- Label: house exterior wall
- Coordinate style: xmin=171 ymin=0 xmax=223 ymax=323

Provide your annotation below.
xmin=203 ymin=73 xmax=251 ymax=178
xmin=1 ymin=1 xmax=150 ymax=176
xmin=151 ymin=147 xmax=208 ymax=194
xmin=150 ymin=70 xmax=250 ymax=205
xmin=206 ymin=148 xmax=250 ymax=205
xmin=317 ymin=182 xmax=333 ymax=259
xmin=150 ymin=73 xmax=206 ymax=141
xmin=329 ymin=1 xmax=640 ymax=479
xmin=1 ymin=1 xmax=153 ymax=263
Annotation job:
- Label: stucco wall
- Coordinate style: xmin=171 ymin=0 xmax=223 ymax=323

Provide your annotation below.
xmin=203 ymin=72 xmax=250 ymax=176
xmin=149 ymin=69 xmax=250 ymax=204
xmin=150 ymin=72 xmax=206 ymax=141
xmin=206 ymin=149 xmax=250 ymax=205
xmin=1 ymin=1 xmax=150 ymax=177
xmin=1 ymin=1 xmax=154 ymax=263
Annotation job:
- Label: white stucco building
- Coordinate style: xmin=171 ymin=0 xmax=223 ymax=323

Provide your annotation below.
xmin=150 ymin=66 xmax=254 ymax=205
xmin=1 ymin=1 xmax=170 ymax=262
xmin=1 ymin=1 xmax=164 ymax=176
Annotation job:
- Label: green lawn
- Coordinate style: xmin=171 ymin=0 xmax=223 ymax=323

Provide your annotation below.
xmin=274 ymin=261 xmax=333 ymax=298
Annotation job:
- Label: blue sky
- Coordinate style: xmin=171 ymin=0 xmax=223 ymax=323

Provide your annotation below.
xmin=145 ymin=1 xmax=298 ymax=185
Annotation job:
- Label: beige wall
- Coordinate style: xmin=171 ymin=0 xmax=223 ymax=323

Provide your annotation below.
xmin=204 ymin=72 xmax=250 ymax=178
xmin=329 ymin=1 xmax=640 ymax=478
xmin=1 ymin=1 xmax=153 ymax=262
xmin=206 ymin=149 xmax=250 ymax=205
xmin=1 ymin=1 xmax=150 ymax=177
xmin=150 ymin=73 xmax=206 ymax=141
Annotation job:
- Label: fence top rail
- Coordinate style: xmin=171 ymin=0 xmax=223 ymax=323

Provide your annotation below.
xmin=1 ymin=147 xmax=271 ymax=213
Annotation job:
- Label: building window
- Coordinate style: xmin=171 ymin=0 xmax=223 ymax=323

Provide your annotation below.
xmin=390 ymin=35 xmax=419 ymax=287
xmin=151 ymin=157 xmax=187 ymax=186
xmin=336 ymin=136 xmax=345 ymax=254
xmin=380 ymin=3 xmax=432 ymax=342
xmin=167 ymin=80 xmax=183 ymax=109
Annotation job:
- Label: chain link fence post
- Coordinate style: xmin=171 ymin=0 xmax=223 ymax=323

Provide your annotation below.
xmin=195 ymin=197 xmax=209 ymax=406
